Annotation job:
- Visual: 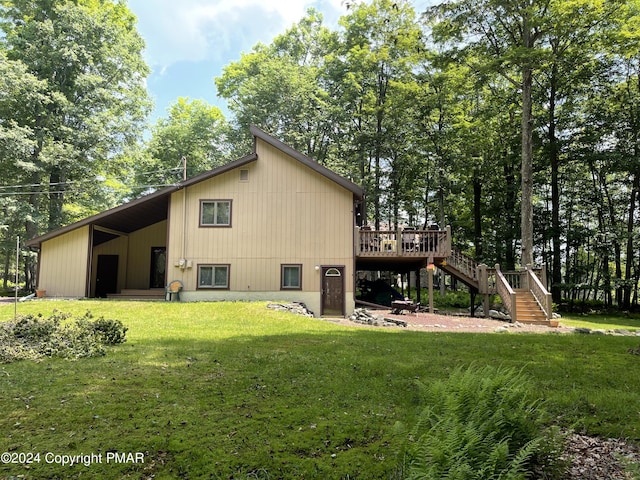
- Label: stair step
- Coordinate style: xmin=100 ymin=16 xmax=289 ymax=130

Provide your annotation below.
xmin=513 ymin=289 xmax=549 ymax=324
xmin=107 ymin=289 xmax=165 ymax=300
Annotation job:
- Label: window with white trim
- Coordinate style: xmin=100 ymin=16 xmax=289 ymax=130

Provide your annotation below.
xmin=198 ymin=264 xmax=230 ymax=289
xmin=281 ymin=264 xmax=302 ymax=290
xmin=200 ymin=200 xmax=231 ymax=227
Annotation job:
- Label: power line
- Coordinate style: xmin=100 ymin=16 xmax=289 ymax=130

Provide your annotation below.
xmin=0 ymin=167 xmax=183 ymax=190
xmin=0 ymin=184 xmax=177 ymax=196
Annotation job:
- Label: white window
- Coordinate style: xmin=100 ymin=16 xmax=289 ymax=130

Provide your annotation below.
xmin=200 ymin=200 xmax=231 ymax=227
xmin=281 ymin=264 xmax=302 ymax=290
xmin=198 ymin=264 xmax=230 ymax=289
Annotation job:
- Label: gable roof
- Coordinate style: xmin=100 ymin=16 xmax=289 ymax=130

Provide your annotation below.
xmin=250 ymin=125 xmax=364 ymax=199
xmin=26 ymin=126 xmax=363 ymax=248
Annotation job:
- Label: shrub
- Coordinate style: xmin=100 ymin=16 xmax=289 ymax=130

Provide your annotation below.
xmin=395 ymin=365 xmax=566 ymax=480
xmin=90 ymin=317 xmax=128 ymax=345
xmin=0 ymin=310 xmax=127 ymax=363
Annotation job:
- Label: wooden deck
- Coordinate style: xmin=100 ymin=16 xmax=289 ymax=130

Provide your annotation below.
xmin=356 ymin=226 xmax=451 ymax=260
xmin=355 ymin=226 xmax=553 ymax=325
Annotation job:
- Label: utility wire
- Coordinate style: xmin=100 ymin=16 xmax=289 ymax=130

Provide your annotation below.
xmin=0 ymin=167 xmax=183 ymax=190
xmin=0 ymin=184 xmax=177 ymax=196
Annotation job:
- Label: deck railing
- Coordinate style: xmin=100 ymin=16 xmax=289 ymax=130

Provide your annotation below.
xmin=495 ymin=264 xmax=517 ymax=320
xmin=357 ymin=226 xmax=451 ymax=258
xmin=527 ymin=266 xmax=553 ymax=320
xmin=446 ymin=250 xmax=480 ymax=285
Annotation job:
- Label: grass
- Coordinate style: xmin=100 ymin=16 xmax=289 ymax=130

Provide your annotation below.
xmin=1 ymin=300 xmax=640 ymax=479
xmin=559 ymin=311 xmax=640 ymax=331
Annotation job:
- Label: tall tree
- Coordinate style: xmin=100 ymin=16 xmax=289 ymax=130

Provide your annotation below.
xmin=0 ymin=0 xmax=150 ymax=233
xmin=430 ymin=0 xmax=553 ymax=266
xmin=138 ymin=98 xmax=229 ymax=192
xmin=537 ymin=0 xmax=629 ymax=302
xmin=216 ymin=9 xmax=334 ymax=164
xmin=330 ymin=0 xmax=423 ymax=228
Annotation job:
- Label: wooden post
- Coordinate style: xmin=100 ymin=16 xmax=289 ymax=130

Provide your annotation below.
xmin=406 ymin=272 xmax=411 ymax=300
xmin=477 ymin=263 xmax=490 ymax=318
xmin=416 ymin=268 xmax=422 ymax=305
xmin=484 ymin=294 xmax=490 ymax=318
xmin=428 ymin=260 xmax=434 ymax=314
xmin=14 ymin=236 xmax=19 ymax=320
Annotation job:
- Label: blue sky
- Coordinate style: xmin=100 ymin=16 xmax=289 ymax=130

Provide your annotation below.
xmin=127 ymin=0 xmax=347 ymax=123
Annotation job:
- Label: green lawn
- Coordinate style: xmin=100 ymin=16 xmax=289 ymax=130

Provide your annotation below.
xmin=1 ymin=300 xmax=639 ymax=479
xmin=559 ymin=311 xmax=640 ymax=331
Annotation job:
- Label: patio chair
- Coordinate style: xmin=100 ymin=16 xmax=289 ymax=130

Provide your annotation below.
xmin=165 ymin=280 xmax=183 ymax=301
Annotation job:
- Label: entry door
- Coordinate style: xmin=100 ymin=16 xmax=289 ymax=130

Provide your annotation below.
xmin=321 ymin=266 xmax=345 ymax=316
xmin=150 ymin=247 xmax=167 ymax=288
xmin=96 ymin=255 xmax=118 ymax=298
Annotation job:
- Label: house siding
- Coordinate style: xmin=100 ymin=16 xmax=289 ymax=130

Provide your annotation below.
xmin=166 ymin=138 xmax=356 ymax=315
xmin=90 ymin=221 xmax=168 ymax=294
xmin=126 ymin=221 xmax=168 ymax=289
xmin=37 ymin=226 xmax=90 ymax=297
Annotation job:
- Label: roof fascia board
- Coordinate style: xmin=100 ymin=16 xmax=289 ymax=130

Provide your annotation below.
xmin=180 ymin=153 xmax=258 ymax=188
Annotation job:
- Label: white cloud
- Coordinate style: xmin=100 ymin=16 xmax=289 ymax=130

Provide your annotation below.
xmin=128 ymin=0 xmax=345 ymax=69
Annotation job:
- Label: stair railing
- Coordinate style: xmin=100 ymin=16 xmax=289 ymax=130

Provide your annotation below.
xmin=495 ymin=264 xmax=517 ymax=321
xmin=526 ymin=264 xmax=552 ymax=320
xmin=446 ymin=250 xmax=480 ymax=286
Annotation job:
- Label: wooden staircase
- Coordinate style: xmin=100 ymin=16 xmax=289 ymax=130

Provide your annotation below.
xmin=436 ymin=250 xmax=480 ymax=291
xmin=515 ymin=289 xmax=549 ymax=325
xmin=436 ymin=251 xmax=553 ymax=326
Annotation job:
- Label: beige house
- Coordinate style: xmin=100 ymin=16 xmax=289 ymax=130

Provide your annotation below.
xmin=26 ymin=126 xmax=364 ymax=316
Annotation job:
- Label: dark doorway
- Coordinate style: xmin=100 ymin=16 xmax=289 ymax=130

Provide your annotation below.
xmin=150 ymin=247 xmax=167 ymax=288
xmin=321 ymin=266 xmax=345 ymax=316
xmin=96 ymin=255 xmax=118 ymax=298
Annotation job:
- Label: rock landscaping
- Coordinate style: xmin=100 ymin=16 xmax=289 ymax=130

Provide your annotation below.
xmin=267 ymin=302 xmax=314 ymax=317
xmin=349 ymin=308 xmax=407 ymax=327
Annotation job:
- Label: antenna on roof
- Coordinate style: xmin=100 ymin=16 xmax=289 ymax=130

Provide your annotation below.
xmin=181 ymin=156 xmax=187 ymax=181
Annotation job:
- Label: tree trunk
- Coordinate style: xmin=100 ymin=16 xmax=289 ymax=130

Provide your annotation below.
xmin=520 ymin=63 xmax=534 ymax=267
xmin=623 ymin=172 xmax=639 ymax=309
xmin=504 ymin=161 xmax=517 ymax=270
xmin=601 ymin=178 xmax=623 ymax=306
xmin=48 ymin=166 xmax=65 ymax=230
xmin=2 ymin=228 xmax=11 ymax=290
xmin=473 ymin=167 xmax=482 ymax=260
xmin=548 ymin=63 xmax=562 ymax=303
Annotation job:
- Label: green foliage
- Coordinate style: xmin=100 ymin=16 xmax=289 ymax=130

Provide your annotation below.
xmin=434 ymin=290 xmax=472 ymax=309
xmin=89 ymin=316 xmax=128 ymax=345
xmin=396 ymin=365 xmax=567 ymax=479
xmin=0 ymin=0 xmax=152 ymax=288
xmin=0 ymin=310 xmax=127 ymax=363
xmin=140 ymin=97 xmax=230 ymax=189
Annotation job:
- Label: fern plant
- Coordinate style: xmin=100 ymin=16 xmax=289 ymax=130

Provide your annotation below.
xmin=396 ymin=365 xmax=566 ymax=479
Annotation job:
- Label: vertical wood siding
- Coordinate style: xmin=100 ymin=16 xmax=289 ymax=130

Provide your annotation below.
xmin=38 ymin=226 xmax=90 ymax=297
xmin=167 ymin=139 xmax=355 ymax=300
xmin=90 ymin=221 xmax=168 ymax=293
xmin=126 ymin=221 xmax=168 ymax=288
